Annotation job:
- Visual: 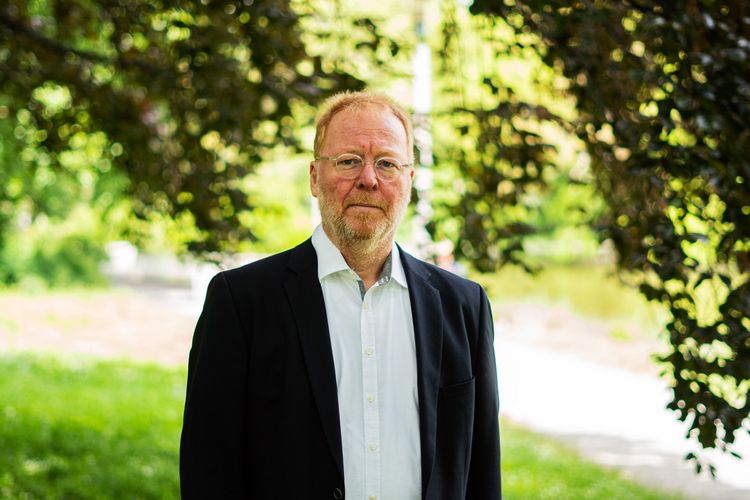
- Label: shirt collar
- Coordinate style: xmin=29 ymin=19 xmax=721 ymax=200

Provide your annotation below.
xmin=311 ymin=224 xmax=408 ymax=289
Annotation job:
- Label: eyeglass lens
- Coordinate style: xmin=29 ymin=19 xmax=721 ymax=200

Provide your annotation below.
xmin=332 ymin=154 xmax=403 ymax=180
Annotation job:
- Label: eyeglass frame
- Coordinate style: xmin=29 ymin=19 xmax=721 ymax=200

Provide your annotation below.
xmin=314 ymin=152 xmax=414 ymax=181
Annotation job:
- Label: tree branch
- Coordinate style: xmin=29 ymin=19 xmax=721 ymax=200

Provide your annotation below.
xmin=0 ymin=8 xmax=157 ymax=73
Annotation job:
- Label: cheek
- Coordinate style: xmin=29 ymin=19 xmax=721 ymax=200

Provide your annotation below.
xmin=320 ymin=178 xmax=351 ymax=202
xmin=389 ymin=183 xmax=411 ymax=205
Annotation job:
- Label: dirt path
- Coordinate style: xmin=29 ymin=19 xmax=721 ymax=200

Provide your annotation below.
xmin=0 ymin=286 xmax=198 ymax=366
xmin=0 ymin=286 xmax=665 ymax=375
xmin=494 ymin=301 xmax=668 ymax=376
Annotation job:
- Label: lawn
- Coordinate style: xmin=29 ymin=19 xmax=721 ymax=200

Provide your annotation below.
xmin=0 ymin=352 xmax=681 ymax=499
xmin=501 ymin=422 xmax=681 ymax=499
xmin=0 ymin=353 xmax=184 ymax=498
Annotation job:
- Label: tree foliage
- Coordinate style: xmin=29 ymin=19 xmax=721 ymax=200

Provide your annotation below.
xmin=0 ymin=0 xmax=368 ymax=252
xmin=469 ymin=0 xmax=750 ymax=468
xmin=430 ymin=5 xmax=596 ymax=272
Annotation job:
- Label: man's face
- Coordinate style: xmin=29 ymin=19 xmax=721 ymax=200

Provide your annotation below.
xmin=310 ymin=104 xmax=413 ymax=248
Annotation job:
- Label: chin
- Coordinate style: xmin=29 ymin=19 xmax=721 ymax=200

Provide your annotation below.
xmin=345 ymin=218 xmax=386 ymax=240
xmin=334 ymin=212 xmax=392 ymax=242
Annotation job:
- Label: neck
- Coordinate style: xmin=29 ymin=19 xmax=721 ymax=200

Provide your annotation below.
xmin=323 ymin=225 xmax=394 ymax=290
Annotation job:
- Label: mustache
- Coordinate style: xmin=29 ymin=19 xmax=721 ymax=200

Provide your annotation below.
xmin=345 ymin=197 xmax=385 ymax=210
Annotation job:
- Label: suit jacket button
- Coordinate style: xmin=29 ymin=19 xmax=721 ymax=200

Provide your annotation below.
xmin=333 ymin=487 xmax=343 ymax=499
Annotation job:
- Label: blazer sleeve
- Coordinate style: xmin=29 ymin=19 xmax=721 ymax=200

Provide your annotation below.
xmin=466 ymin=286 xmax=502 ymax=499
xmin=180 ymin=272 xmax=249 ymax=499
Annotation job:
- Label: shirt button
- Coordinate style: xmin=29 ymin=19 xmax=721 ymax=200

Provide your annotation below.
xmin=367 ymin=394 xmax=375 ymax=403
xmin=364 ymin=347 xmax=374 ymax=356
xmin=369 ymin=496 xmax=377 ymax=500
xmin=363 ymin=302 xmax=369 ymax=310
xmin=368 ymin=443 xmax=378 ymax=452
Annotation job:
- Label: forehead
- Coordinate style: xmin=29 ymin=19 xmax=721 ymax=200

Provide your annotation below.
xmin=322 ymin=104 xmax=408 ymax=153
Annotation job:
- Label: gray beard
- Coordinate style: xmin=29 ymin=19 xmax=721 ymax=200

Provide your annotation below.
xmin=325 ymin=208 xmax=392 ymax=257
xmin=317 ymin=193 xmax=408 ymax=258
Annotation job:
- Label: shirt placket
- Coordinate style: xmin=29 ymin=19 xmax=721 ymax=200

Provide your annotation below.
xmin=361 ymin=285 xmax=380 ymax=500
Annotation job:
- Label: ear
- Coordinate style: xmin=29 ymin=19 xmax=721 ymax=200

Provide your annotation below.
xmin=309 ymin=161 xmax=319 ymax=198
xmin=406 ymin=166 xmax=415 ymax=190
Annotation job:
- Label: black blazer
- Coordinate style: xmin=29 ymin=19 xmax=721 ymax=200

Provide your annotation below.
xmin=180 ymin=239 xmax=501 ymax=499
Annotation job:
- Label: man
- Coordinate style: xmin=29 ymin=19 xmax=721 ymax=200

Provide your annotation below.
xmin=180 ymin=91 xmax=501 ymax=499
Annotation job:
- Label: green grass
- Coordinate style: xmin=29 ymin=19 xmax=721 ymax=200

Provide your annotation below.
xmin=501 ymin=421 xmax=682 ymax=499
xmin=474 ymin=263 xmax=670 ymax=339
xmin=0 ymin=353 xmax=184 ymax=498
xmin=0 ymin=352 xmax=682 ymax=499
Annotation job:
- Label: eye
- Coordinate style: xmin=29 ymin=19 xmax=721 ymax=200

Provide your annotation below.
xmin=376 ymin=158 xmax=400 ymax=170
xmin=335 ymin=155 xmax=362 ymax=169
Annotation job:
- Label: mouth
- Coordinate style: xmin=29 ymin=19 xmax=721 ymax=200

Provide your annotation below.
xmin=347 ymin=202 xmax=383 ymax=211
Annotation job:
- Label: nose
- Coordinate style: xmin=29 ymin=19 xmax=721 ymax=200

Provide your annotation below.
xmin=355 ymin=158 xmax=378 ymax=190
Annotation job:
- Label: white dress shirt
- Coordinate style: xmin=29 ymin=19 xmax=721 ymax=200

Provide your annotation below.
xmin=312 ymin=225 xmax=421 ymax=500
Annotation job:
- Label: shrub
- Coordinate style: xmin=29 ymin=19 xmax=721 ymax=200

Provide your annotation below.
xmin=0 ymin=208 xmax=108 ymax=288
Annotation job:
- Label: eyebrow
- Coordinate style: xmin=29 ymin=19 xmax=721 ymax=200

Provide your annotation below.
xmin=339 ymin=148 xmax=405 ymax=158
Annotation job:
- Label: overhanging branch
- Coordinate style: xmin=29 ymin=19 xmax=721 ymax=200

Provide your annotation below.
xmin=0 ymin=8 xmax=158 ymax=73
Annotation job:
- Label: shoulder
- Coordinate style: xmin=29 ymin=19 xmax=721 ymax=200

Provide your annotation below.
xmin=399 ymin=248 xmax=485 ymax=300
xmin=213 ymin=239 xmax=315 ymax=293
xmin=399 ymin=248 xmax=493 ymax=341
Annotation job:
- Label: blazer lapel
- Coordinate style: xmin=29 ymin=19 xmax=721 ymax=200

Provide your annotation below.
xmin=400 ymin=250 xmax=443 ymax=498
xmin=283 ymin=240 xmax=344 ymax=479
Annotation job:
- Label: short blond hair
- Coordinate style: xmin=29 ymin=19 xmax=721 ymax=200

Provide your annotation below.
xmin=313 ymin=91 xmax=413 ymax=161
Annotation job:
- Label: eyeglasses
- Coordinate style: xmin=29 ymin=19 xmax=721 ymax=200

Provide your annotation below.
xmin=314 ymin=153 xmax=413 ymax=181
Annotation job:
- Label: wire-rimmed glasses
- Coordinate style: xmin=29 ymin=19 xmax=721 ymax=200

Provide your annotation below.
xmin=314 ymin=153 xmax=412 ymax=181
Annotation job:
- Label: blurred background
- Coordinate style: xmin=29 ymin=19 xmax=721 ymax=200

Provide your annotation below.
xmin=1 ymin=0 xmax=749 ymax=498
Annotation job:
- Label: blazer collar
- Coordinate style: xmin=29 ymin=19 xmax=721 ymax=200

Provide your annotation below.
xmin=399 ymin=248 xmax=443 ymax=498
xmin=283 ymin=239 xmax=345 ymax=479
